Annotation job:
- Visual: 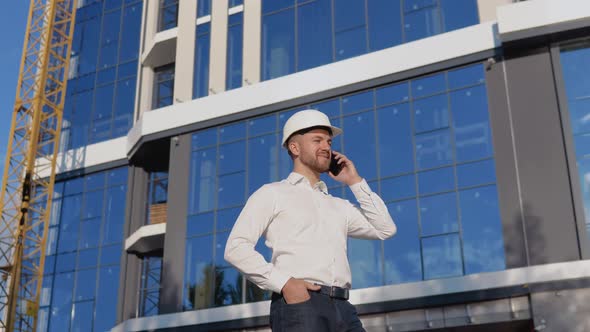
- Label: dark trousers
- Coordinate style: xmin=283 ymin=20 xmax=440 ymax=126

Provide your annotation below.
xmin=270 ymin=291 xmax=366 ymax=332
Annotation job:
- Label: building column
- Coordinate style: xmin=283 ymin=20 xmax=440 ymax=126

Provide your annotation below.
xmin=159 ymin=134 xmax=192 ymax=314
xmin=136 ymin=0 xmax=159 ymax=119
xmin=530 ymin=287 xmax=590 ymax=331
xmin=117 ymin=166 xmax=149 ymax=322
xmin=209 ymin=0 xmax=229 ymax=94
xmin=174 ymin=0 xmax=197 ymax=103
xmin=476 ymin=0 xmax=511 ymax=22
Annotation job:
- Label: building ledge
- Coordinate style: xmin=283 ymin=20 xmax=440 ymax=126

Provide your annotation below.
xmin=111 ymin=259 xmax=590 ymax=332
xmin=497 ymin=0 xmax=590 ymax=43
xmin=37 ymin=136 xmax=128 ymax=178
xmin=142 ymin=27 xmax=177 ymax=68
xmin=125 ymin=223 xmax=166 ymax=256
xmin=127 ymin=21 xmax=500 ymax=158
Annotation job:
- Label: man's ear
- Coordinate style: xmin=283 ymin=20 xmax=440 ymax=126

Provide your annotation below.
xmin=288 ymin=140 xmax=300 ymax=157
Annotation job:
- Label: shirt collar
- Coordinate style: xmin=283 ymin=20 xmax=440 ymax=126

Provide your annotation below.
xmin=286 ymin=172 xmax=329 ymax=195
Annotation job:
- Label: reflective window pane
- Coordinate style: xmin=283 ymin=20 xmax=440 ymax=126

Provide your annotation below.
xmin=74 ymin=269 xmax=96 ymax=301
xmin=343 ymin=112 xmax=377 ymax=180
xmin=218 ymin=141 xmax=246 ymax=175
xmin=456 ymin=159 xmax=496 ymax=188
xmin=384 ymin=200 xmax=422 ymax=284
xmin=560 ymin=44 xmax=590 ymax=239
xmin=217 ymin=207 xmax=241 ymax=232
xmin=348 ymin=238 xmax=382 ymax=288
xmin=419 ymin=192 xmax=458 ymax=236
xmin=342 ymin=91 xmax=373 ymax=115
xmin=380 ymin=175 xmax=416 ymax=202
xmin=459 ymin=185 xmax=505 ymax=274
xmin=192 ymin=128 xmax=217 ymax=150
xmin=404 ymin=7 xmax=442 ymax=42
xmin=448 ymin=64 xmax=485 ymax=90
xmin=94 ymin=266 xmax=120 ymax=331
xmin=197 ymin=0 xmax=212 ymax=17
xmin=451 ymin=85 xmax=493 ymax=162
xmin=71 ymin=301 xmax=94 ymax=332
xmin=194 ymin=24 xmax=211 ymax=99
xmin=334 ymin=0 xmax=365 ymax=31
xmin=378 ymin=104 xmax=414 ymax=176
xmin=418 ymin=166 xmax=455 ymax=195
xmin=189 ymin=148 xmax=217 ymax=213
xmin=218 ymin=172 xmax=245 ymax=208
xmin=422 ymin=234 xmax=463 ymax=279
xmin=298 ymin=0 xmax=332 ymax=71
xmin=249 ymin=115 xmax=276 ymax=136
xmin=415 ymin=129 xmax=453 ymax=170
xmin=248 ymin=134 xmax=278 ymax=194
xmin=262 ymin=10 xmax=295 ymax=80
xmin=262 ymin=0 xmax=294 ymax=14
xmin=226 ymin=13 xmax=243 ymax=90
xmin=215 ymin=267 xmax=242 ymax=306
xmin=376 ymin=83 xmax=410 ymax=107
xmin=440 ymin=0 xmax=479 ymax=32
xmin=368 ymin=0 xmax=402 ymax=51
xmin=413 ymin=94 xmax=449 ymax=133
xmin=412 ymin=73 xmax=446 ymax=99
xmin=187 ymin=212 xmax=214 ymax=236
xmin=335 ymin=27 xmax=367 ymax=61
xmin=184 ymin=236 xmax=214 ymax=310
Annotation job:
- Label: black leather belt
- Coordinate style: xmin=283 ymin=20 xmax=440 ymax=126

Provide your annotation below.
xmin=316 ymin=284 xmax=349 ymax=300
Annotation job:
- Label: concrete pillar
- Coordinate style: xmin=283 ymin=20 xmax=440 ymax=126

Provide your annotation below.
xmin=209 ymin=0 xmax=229 ymax=94
xmin=136 ymin=0 xmax=159 ymax=118
xmin=174 ymin=0 xmax=198 ymax=103
xmin=477 ymin=0 xmax=512 ymax=22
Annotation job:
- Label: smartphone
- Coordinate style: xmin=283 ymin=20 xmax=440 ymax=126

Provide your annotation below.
xmin=329 ymin=152 xmax=343 ymax=176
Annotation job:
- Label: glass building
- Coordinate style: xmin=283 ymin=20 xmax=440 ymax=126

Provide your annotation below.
xmin=29 ymin=0 xmax=590 ymax=331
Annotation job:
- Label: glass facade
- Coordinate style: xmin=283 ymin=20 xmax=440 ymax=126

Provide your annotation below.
xmin=158 ymin=0 xmax=179 ymax=31
xmin=40 ymin=167 xmax=128 ymax=332
xmin=138 ymin=256 xmax=163 ymax=317
xmin=227 ymin=13 xmax=244 ymax=91
xmin=560 ymin=43 xmax=590 ymax=239
xmin=63 ymin=0 xmax=142 ymax=150
xmin=183 ymin=63 xmax=505 ymax=310
xmin=153 ymin=64 xmax=175 ymax=109
xmin=197 ymin=0 xmax=212 ymax=18
xmin=194 ymin=23 xmax=211 ymax=99
xmin=261 ymin=0 xmax=479 ymax=81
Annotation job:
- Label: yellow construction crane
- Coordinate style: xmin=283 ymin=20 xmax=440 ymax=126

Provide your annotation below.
xmin=0 ymin=0 xmax=77 ymax=331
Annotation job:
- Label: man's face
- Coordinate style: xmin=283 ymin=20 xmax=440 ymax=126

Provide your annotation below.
xmin=292 ymin=128 xmax=332 ymax=173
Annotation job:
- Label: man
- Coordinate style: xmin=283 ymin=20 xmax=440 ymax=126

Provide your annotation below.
xmin=224 ymin=109 xmax=396 ymax=331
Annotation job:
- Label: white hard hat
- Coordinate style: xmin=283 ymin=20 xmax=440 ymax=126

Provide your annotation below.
xmin=281 ymin=109 xmax=342 ymax=147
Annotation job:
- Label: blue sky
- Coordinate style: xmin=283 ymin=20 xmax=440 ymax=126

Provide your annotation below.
xmin=0 ymin=3 xmax=31 ymax=175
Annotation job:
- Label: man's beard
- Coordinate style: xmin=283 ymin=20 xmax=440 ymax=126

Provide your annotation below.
xmin=300 ymin=151 xmax=330 ymax=173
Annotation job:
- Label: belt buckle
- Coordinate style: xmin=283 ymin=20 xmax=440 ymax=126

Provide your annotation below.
xmin=329 ymin=286 xmax=336 ymax=297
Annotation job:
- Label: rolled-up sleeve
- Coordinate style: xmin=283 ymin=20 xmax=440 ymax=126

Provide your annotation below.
xmin=224 ymin=185 xmax=291 ymax=293
xmin=346 ymin=179 xmax=397 ymax=240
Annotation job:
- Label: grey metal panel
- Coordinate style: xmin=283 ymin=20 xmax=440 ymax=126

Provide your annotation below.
xmin=549 ymin=45 xmax=590 ymax=260
xmin=119 ymin=166 xmax=150 ymax=322
xmin=530 ymin=288 xmax=590 ymax=332
xmin=159 ymin=134 xmax=191 ymax=313
xmin=503 ymin=47 xmax=580 ymax=264
xmin=485 ymin=56 xmax=529 ymax=268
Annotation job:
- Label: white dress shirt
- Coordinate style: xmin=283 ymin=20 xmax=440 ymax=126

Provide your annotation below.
xmin=224 ymin=172 xmax=397 ymax=294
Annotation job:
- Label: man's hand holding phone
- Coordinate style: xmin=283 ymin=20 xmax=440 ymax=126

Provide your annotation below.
xmin=328 ymin=151 xmax=362 ymax=186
